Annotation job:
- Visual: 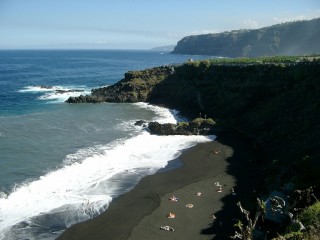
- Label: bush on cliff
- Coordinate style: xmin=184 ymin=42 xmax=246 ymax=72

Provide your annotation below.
xmin=191 ymin=117 xmax=215 ymax=126
xmin=275 ymin=202 xmax=320 ymax=240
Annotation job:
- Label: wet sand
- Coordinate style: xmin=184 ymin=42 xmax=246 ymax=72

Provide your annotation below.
xmin=57 ymin=130 xmax=262 ymax=240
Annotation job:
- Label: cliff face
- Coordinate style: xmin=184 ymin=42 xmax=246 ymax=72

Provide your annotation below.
xmin=169 ymin=61 xmax=320 ymax=167
xmin=67 ymin=57 xmax=320 ymax=186
xmin=172 ymin=18 xmax=320 ymax=57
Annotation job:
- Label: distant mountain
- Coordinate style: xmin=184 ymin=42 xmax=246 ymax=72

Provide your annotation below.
xmin=150 ymin=45 xmax=175 ymax=52
xmin=172 ymin=18 xmax=320 ymax=57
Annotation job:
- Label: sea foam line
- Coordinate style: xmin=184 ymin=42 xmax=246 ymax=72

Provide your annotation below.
xmin=18 ymin=85 xmax=91 ymax=103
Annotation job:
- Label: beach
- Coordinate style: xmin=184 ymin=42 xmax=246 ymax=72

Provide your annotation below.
xmin=58 ymin=130 xmax=262 ymax=240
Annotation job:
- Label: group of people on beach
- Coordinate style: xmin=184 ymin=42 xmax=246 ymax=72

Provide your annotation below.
xmin=160 ymin=181 xmax=237 ymax=233
xmin=160 ymin=192 xmax=200 ymax=232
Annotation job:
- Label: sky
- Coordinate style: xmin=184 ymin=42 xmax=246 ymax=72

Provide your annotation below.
xmin=0 ymin=0 xmax=319 ymax=49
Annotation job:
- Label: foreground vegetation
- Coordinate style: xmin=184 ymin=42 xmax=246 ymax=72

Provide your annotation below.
xmin=273 ymin=201 xmax=320 ymax=240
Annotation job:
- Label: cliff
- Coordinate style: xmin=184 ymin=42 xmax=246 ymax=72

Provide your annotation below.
xmin=66 ymin=56 xmax=320 ymax=188
xmin=172 ymin=18 xmax=320 ymax=57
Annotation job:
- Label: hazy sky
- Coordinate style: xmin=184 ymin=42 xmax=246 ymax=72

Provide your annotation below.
xmin=0 ymin=0 xmax=319 ymax=49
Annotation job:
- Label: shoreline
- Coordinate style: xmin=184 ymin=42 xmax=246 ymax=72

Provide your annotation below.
xmin=57 ymin=129 xmax=263 ymax=240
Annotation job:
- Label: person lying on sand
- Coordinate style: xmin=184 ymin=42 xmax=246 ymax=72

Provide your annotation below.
xmin=160 ymin=226 xmax=174 ymax=231
xmin=217 ymin=186 xmax=223 ymax=192
xmin=167 ymin=212 xmax=176 ymax=218
xmin=168 ymin=196 xmax=178 ymax=201
xmin=214 ymin=182 xmax=222 ymax=187
xmin=185 ymin=203 xmax=194 ymax=208
xmin=196 ymin=192 xmax=202 ymax=196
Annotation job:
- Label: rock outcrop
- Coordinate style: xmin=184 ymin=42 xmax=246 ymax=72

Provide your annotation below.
xmin=148 ymin=118 xmax=216 ymax=135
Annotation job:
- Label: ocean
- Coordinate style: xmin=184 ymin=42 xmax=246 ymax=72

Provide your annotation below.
xmin=0 ymin=50 xmax=214 ymax=240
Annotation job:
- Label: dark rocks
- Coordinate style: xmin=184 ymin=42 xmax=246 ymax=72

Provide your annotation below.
xmin=66 ymin=95 xmax=105 ymax=103
xmin=134 ymin=120 xmax=148 ymax=127
xmin=55 ymin=89 xmax=84 ymax=94
xmin=148 ymin=122 xmax=178 ymax=135
xmin=32 ymin=85 xmax=54 ymax=90
xmin=148 ymin=118 xmax=216 ymax=136
xmin=65 ymin=66 xmax=173 ymax=104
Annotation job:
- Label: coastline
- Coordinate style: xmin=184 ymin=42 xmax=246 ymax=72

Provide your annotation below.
xmin=57 ymin=129 xmax=263 ymax=240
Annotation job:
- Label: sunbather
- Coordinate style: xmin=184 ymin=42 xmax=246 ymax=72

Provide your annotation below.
xmin=160 ymin=226 xmax=174 ymax=231
xmin=167 ymin=212 xmax=176 ymax=218
xmin=169 ymin=196 xmax=178 ymax=201
xmin=186 ymin=203 xmax=194 ymax=208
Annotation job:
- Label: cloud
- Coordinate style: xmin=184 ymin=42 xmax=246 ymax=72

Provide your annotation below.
xmin=88 ymin=40 xmax=119 ymax=45
xmin=241 ymin=19 xmax=260 ymax=29
xmin=167 ymin=29 xmax=219 ymax=40
xmin=273 ymin=15 xmax=309 ymax=23
xmin=190 ymin=29 xmax=219 ymax=35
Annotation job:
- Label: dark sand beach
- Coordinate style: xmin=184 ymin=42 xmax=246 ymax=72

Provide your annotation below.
xmin=58 ymin=130 xmax=263 ymax=240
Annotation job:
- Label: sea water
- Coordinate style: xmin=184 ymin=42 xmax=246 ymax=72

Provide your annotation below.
xmin=0 ymin=50 xmax=214 ymax=240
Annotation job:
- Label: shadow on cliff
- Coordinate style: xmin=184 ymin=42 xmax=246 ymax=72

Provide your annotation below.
xmin=200 ymin=129 xmax=266 ymax=240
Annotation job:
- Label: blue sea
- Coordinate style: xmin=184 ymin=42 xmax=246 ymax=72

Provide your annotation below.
xmin=0 ymin=50 xmax=214 ymax=240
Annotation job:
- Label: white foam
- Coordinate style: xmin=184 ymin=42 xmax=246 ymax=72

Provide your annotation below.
xmin=0 ymin=104 xmax=215 ymax=239
xmin=38 ymin=89 xmax=91 ymax=103
xmin=19 ymin=85 xmax=66 ymax=93
xmin=115 ymin=103 xmax=182 ymax=134
xmin=18 ymin=85 xmax=91 ymax=103
xmin=133 ymin=102 xmax=183 ymax=123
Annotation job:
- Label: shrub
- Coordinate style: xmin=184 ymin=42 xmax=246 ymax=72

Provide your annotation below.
xmin=276 ymin=202 xmax=320 ymax=240
xmin=299 ymin=201 xmax=320 ymax=227
xmin=191 ymin=117 xmax=216 ymax=126
xmin=177 ymin=122 xmax=189 ymax=127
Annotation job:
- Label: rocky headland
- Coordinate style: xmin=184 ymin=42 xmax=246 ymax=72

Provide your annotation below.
xmin=67 ymin=66 xmax=174 ymax=104
xmin=172 ymin=17 xmax=320 ymax=57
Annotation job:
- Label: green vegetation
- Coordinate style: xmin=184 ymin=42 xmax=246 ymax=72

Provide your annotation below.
xmin=177 ymin=121 xmax=189 ymax=127
xmin=274 ymin=202 xmax=320 ymax=240
xmin=191 ymin=117 xmax=215 ymax=126
xmin=299 ymin=202 xmax=320 ymax=227
xmin=187 ymin=55 xmax=320 ymax=66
